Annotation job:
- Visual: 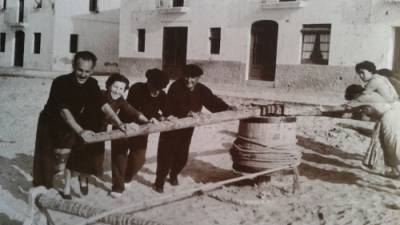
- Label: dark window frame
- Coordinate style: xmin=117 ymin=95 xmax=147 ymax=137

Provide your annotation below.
xmin=33 ymin=32 xmax=41 ymax=54
xmin=69 ymin=34 xmax=78 ymax=53
xmin=209 ymin=27 xmax=221 ymax=55
xmin=173 ymin=0 xmax=184 ymax=7
xmin=0 ymin=33 xmax=6 ymax=52
xmin=33 ymin=0 xmax=42 ymax=9
xmin=89 ymin=0 xmax=98 ymax=13
xmin=137 ymin=29 xmax=146 ymax=52
xmin=301 ymin=24 xmax=331 ymax=65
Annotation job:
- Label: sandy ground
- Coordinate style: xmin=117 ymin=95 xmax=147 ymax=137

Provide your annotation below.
xmin=0 ymin=76 xmax=400 ymax=225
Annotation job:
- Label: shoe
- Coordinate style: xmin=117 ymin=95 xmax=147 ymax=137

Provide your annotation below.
xmin=153 ymin=184 xmax=164 ymax=193
xmin=169 ymin=176 xmax=179 ymax=186
xmin=59 ymin=191 xmax=72 ymax=200
xmin=79 ymin=177 xmax=89 ymax=196
xmin=109 ymin=191 xmax=123 ymax=198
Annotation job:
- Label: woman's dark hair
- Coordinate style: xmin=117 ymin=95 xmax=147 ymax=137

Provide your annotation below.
xmin=105 ymin=73 xmax=130 ymax=91
xmin=345 ymin=84 xmax=364 ymax=100
xmin=355 ymin=61 xmax=376 ymax=74
xmin=73 ymin=51 xmax=97 ymax=68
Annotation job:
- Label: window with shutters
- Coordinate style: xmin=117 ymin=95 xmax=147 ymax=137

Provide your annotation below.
xmin=301 ymin=24 xmax=331 ymax=65
xmin=209 ymin=28 xmax=221 ymax=55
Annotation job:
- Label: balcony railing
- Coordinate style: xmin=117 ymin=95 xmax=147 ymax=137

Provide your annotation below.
xmin=4 ymin=7 xmax=28 ymax=28
xmin=156 ymin=0 xmax=189 ymax=14
xmin=263 ymin=0 xmax=307 ymax=9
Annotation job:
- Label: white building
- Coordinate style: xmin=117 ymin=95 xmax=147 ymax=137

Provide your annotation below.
xmin=0 ymin=0 xmax=120 ymax=73
xmin=119 ymin=0 xmax=400 ymax=92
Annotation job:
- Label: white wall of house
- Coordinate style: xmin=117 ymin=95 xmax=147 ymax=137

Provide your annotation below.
xmin=0 ymin=13 xmax=14 ymax=67
xmin=119 ymin=0 xmax=400 ymax=91
xmin=0 ymin=0 xmax=55 ymax=69
xmin=72 ymin=9 xmax=120 ymax=73
xmin=0 ymin=0 xmax=121 ymax=73
xmin=52 ymin=0 xmax=121 ymax=72
xmin=23 ymin=7 xmax=55 ymax=70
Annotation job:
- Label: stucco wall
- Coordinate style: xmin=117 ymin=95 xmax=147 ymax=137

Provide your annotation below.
xmin=274 ymin=64 xmax=361 ymax=92
xmin=72 ymin=10 xmax=120 ymax=72
xmin=0 ymin=0 xmax=54 ymax=69
xmin=22 ymin=8 xmax=55 ymax=70
xmin=119 ymin=0 xmax=400 ymax=91
xmin=119 ymin=57 xmax=162 ymax=79
xmin=52 ymin=0 xmax=121 ymax=72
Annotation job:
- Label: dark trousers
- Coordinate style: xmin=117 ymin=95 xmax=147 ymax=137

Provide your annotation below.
xmin=155 ymin=128 xmax=194 ymax=186
xmin=111 ymin=135 xmax=147 ymax=193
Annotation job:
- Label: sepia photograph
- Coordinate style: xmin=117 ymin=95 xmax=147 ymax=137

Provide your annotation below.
xmin=1 ymin=0 xmax=400 ymax=224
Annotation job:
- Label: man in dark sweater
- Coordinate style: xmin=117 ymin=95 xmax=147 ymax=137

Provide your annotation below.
xmin=154 ymin=64 xmax=232 ymax=193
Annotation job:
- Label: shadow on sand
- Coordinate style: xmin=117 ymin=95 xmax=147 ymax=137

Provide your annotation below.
xmin=0 ymin=153 xmax=33 ymax=202
xmin=297 ymin=135 xmax=399 ymax=194
xmin=0 ymin=213 xmax=22 ymax=225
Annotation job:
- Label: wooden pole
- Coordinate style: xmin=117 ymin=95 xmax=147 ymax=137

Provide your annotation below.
xmin=34 ymin=193 xmax=166 ymax=225
xmin=75 ymin=166 xmax=292 ymax=225
xmin=83 ymin=103 xmax=353 ymax=144
xmin=83 ymin=107 xmax=261 ymax=144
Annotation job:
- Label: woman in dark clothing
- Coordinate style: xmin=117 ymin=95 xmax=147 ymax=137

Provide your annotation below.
xmin=154 ymin=64 xmax=232 ymax=193
xmin=68 ymin=73 xmax=148 ymax=196
xmin=110 ymin=68 xmax=169 ymax=198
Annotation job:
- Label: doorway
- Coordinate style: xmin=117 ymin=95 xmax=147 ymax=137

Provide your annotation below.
xmin=162 ymin=27 xmax=188 ymax=79
xmin=14 ymin=30 xmax=25 ymax=67
xmin=249 ymin=20 xmax=278 ymax=81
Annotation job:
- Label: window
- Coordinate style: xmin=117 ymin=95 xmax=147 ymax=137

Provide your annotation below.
xmin=1 ymin=0 xmax=6 ymax=10
xmin=301 ymin=24 xmax=331 ymax=65
xmin=33 ymin=0 xmax=42 ymax=9
xmin=69 ymin=34 xmax=78 ymax=53
xmin=33 ymin=32 xmax=41 ymax=54
xmin=209 ymin=28 xmax=221 ymax=54
xmin=173 ymin=0 xmax=184 ymax=7
xmin=89 ymin=0 xmax=98 ymax=13
xmin=137 ymin=29 xmax=145 ymax=52
xmin=0 ymin=33 xmax=5 ymax=52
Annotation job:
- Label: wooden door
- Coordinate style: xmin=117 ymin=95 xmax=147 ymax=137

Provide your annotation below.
xmin=162 ymin=27 xmax=188 ymax=79
xmin=249 ymin=21 xmax=278 ymax=81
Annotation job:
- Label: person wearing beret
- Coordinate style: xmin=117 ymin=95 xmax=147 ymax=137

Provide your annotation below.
xmin=153 ymin=64 xmax=233 ymax=193
xmin=110 ymin=68 xmax=170 ymax=198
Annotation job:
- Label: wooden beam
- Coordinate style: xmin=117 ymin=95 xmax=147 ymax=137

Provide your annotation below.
xmin=83 ymin=107 xmax=261 ymax=144
xmin=74 ymin=166 xmax=292 ymax=225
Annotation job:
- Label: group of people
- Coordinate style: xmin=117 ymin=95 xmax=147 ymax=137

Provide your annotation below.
xmin=32 ymin=51 xmax=233 ymax=199
xmin=32 ymin=50 xmax=400 ymax=200
xmin=321 ymin=60 xmax=400 ymax=178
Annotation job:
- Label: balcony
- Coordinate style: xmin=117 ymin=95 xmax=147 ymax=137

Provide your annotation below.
xmin=4 ymin=7 xmax=28 ymax=28
xmin=262 ymin=0 xmax=307 ymax=9
xmin=156 ymin=0 xmax=189 ymax=14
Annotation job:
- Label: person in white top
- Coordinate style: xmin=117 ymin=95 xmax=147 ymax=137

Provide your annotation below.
xmin=355 ymin=61 xmax=399 ymax=103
